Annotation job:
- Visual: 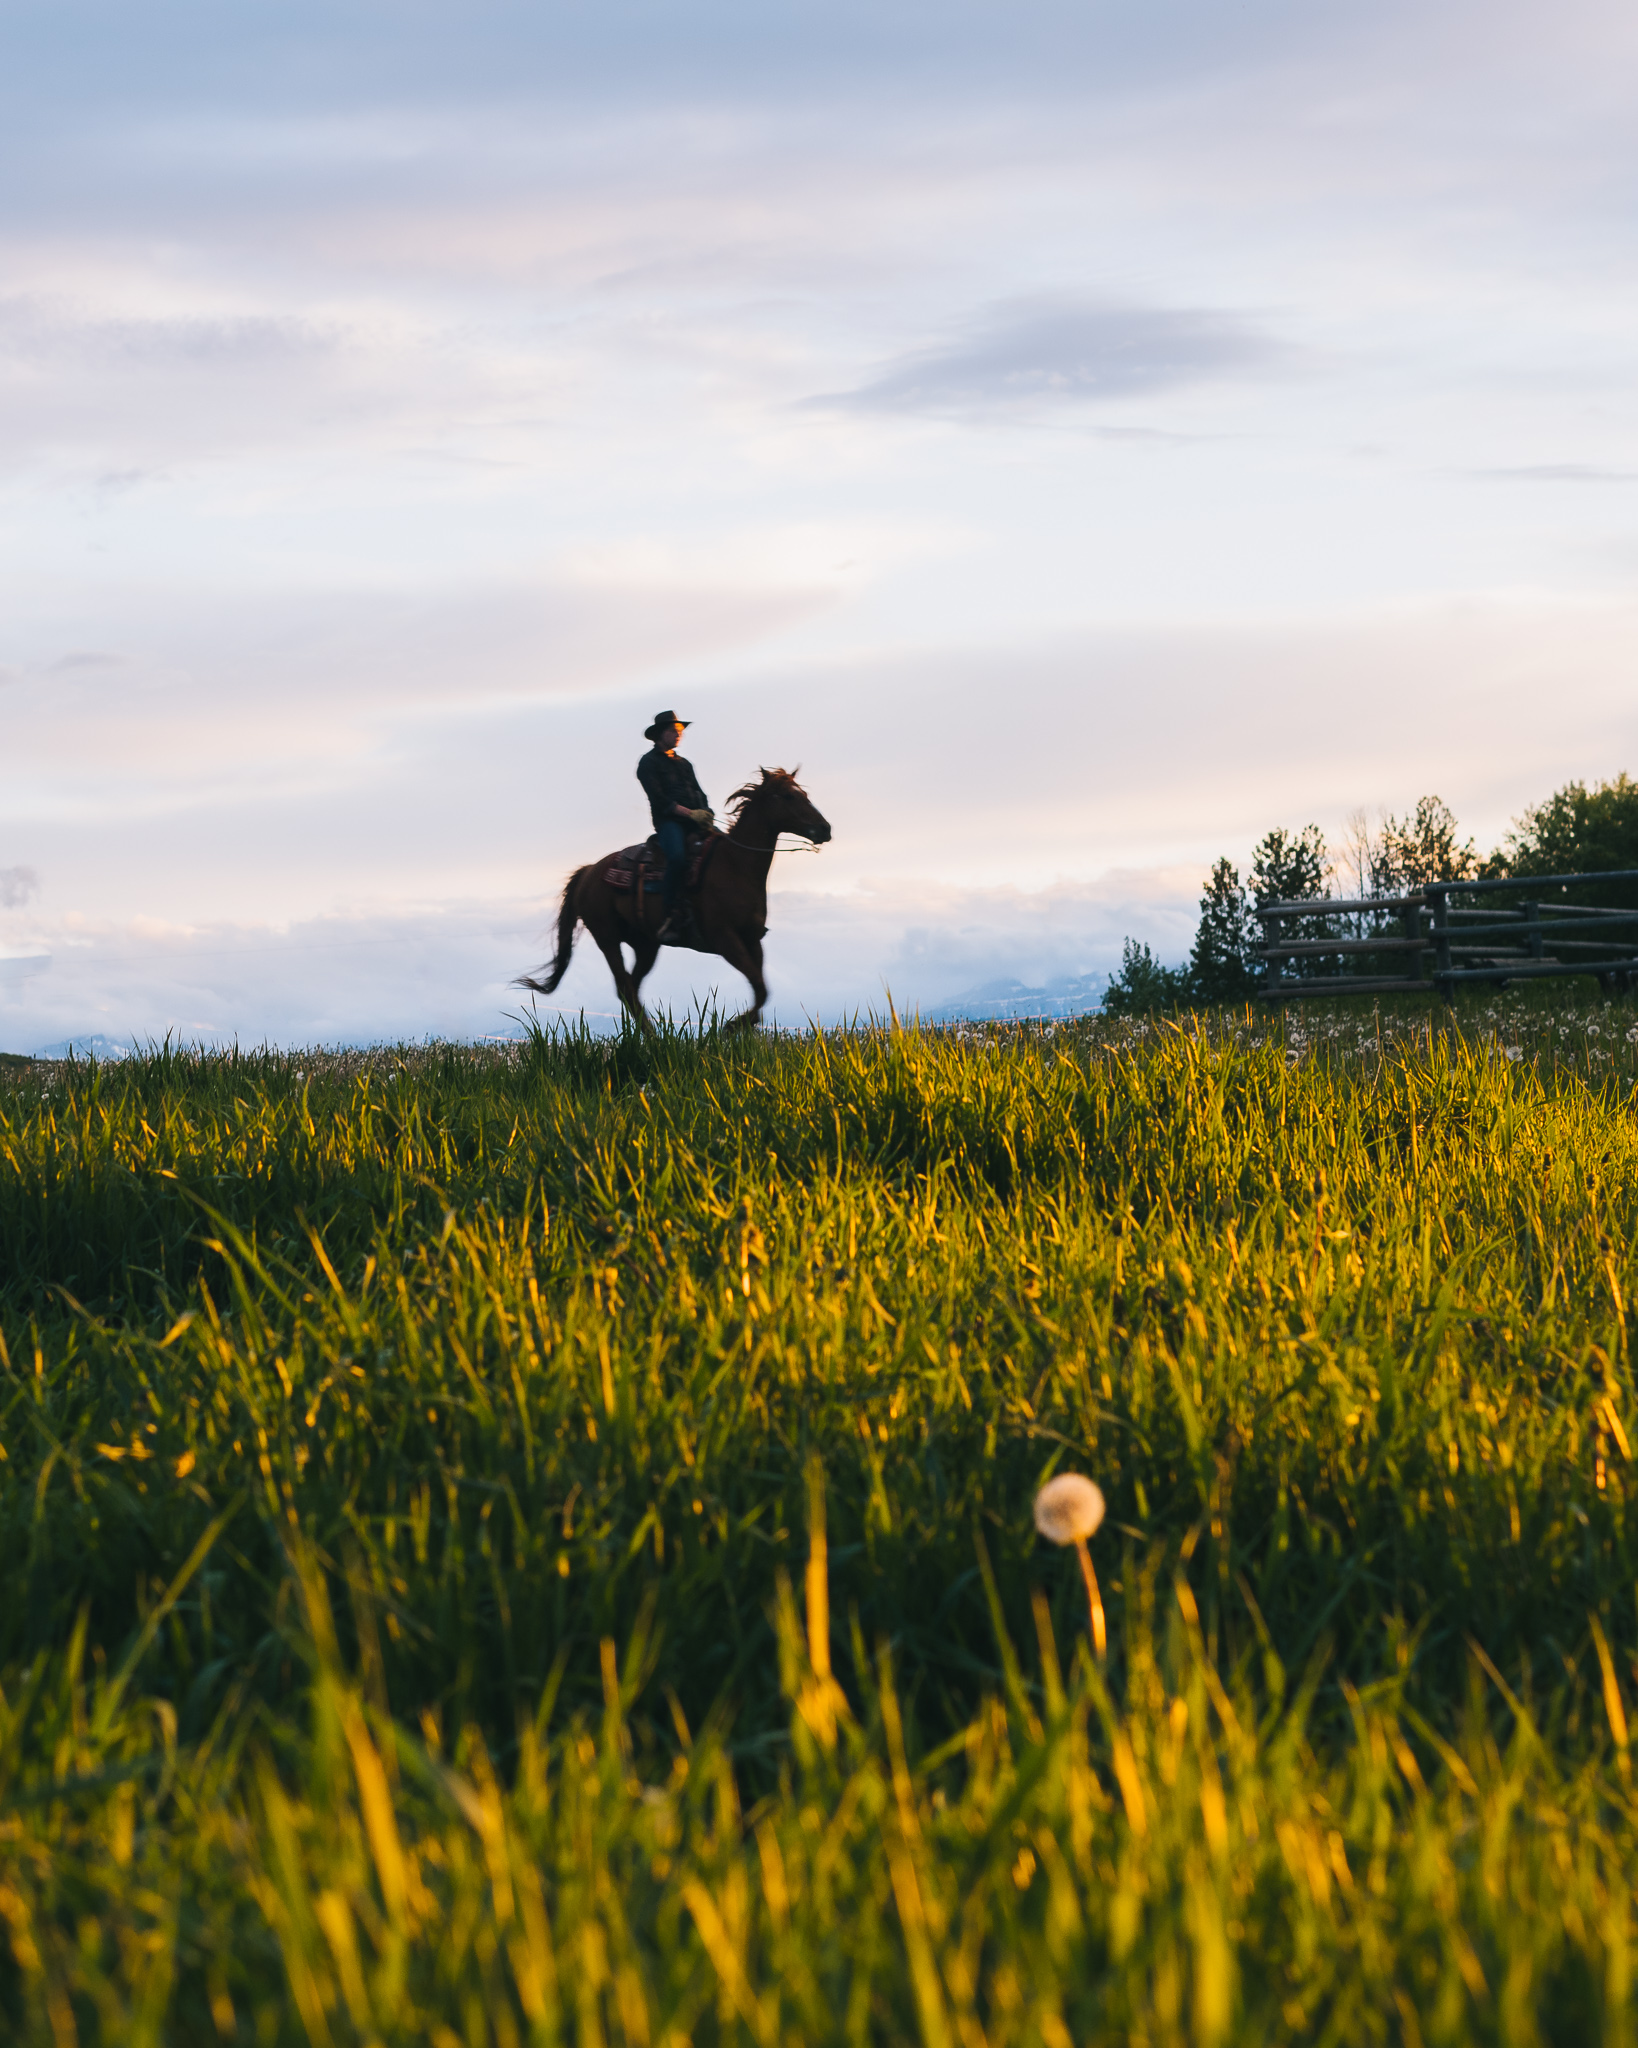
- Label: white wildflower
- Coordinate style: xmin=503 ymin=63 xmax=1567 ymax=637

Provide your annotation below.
xmin=1033 ymin=1474 xmax=1105 ymax=1545
xmin=1034 ymin=1474 xmax=1108 ymax=1660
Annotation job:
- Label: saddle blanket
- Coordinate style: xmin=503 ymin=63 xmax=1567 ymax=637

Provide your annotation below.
xmin=603 ymin=834 xmax=715 ymax=893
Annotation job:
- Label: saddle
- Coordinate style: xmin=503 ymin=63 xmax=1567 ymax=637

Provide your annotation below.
xmin=603 ymin=831 xmax=717 ymax=895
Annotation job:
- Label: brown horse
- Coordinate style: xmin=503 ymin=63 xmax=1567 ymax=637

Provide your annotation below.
xmin=517 ymin=767 xmax=832 ymax=1031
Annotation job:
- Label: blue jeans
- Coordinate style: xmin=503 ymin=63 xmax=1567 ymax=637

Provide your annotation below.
xmin=656 ymin=819 xmax=689 ymax=915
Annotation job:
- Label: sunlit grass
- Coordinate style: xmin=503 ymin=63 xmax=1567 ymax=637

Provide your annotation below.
xmin=2 ymin=994 xmax=1637 ymax=2040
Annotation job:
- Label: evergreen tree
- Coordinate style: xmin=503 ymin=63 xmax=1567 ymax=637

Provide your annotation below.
xmin=1248 ymin=824 xmax=1332 ymax=980
xmin=1486 ymin=773 xmax=1638 ymax=882
xmin=1248 ymin=823 xmax=1329 ymax=908
xmin=1187 ymin=857 xmax=1258 ymax=1002
xmin=1102 ymin=938 xmax=1188 ymax=1017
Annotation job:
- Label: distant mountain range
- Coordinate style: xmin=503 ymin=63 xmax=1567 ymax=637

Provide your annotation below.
xmin=29 ymin=1034 xmax=137 ymax=1061
xmin=924 ymin=974 xmax=1106 ymax=1022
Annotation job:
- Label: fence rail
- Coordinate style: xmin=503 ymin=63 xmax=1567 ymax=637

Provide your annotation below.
xmin=1257 ymin=868 xmax=1638 ymax=1002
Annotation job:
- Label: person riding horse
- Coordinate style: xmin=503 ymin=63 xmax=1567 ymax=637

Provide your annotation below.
xmin=637 ymin=709 xmax=715 ymax=946
xmin=519 ymin=753 xmax=832 ymax=1030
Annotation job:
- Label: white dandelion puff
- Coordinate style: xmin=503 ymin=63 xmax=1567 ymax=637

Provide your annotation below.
xmin=1033 ymin=1474 xmax=1105 ymax=1545
xmin=1034 ymin=1474 xmax=1108 ymax=1660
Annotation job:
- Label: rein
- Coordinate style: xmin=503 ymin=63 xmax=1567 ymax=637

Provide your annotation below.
xmin=719 ymin=834 xmax=822 ymax=855
xmin=718 ymin=806 xmax=823 ymax=855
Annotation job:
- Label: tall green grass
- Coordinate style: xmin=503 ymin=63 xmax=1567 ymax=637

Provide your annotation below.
xmin=2 ymin=1003 xmax=1637 ymax=2040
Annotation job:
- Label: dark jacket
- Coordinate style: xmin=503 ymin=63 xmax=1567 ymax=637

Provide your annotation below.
xmin=637 ymin=746 xmax=710 ymax=831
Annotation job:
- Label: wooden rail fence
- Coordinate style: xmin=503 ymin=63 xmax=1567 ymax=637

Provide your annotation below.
xmin=1257 ymin=868 xmax=1638 ymax=1001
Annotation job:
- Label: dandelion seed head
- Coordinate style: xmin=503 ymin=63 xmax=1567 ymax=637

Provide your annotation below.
xmin=1033 ymin=1473 xmax=1105 ymax=1545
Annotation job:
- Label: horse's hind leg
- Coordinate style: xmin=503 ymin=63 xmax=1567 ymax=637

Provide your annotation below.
xmin=591 ymin=918 xmax=652 ymax=1030
xmin=630 ymin=931 xmax=661 ymax=1005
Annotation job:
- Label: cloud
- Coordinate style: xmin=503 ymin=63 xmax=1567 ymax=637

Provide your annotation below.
xmin=6 ymin=591 xmax=1636 ymax=946
xmin=2 ymin=589 xmax=1637 ymax=1049
xmin=0 ymin=295 xmax=375 ymax=471
xmin=0 ymin=296 xmax=339 ymax=374
xmin=0 ymin=867 xmax=1209 ymax=1053
xmin=50 ymin=651 xmax=127 ymax=672
xmin=0 ymin=955 xmax=51 ymax=1000
xmin=0 ymin=867 xmax=40 ymax=909
xmin=0 ymin=0 xmax=1390 ymax=139
xmin=1470 ymin=464 xmax=1638 ymax=484
xmin=0 ymin=901 xmax=545 ymax=1052
xmin=0 ymin=572 xmax=837 ymax=822
xmin=884 ymin=870 xmax=1201 ymax=996
xmin=810 ymin=299 xmax=1284 ymax=417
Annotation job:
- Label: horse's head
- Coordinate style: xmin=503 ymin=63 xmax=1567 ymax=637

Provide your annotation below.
xmin=728 ymin=767 xmax=832 ymax=846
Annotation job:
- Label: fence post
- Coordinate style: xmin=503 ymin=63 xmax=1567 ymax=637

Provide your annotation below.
xmin=1428 ymin=885 xmax=1453 ymax=1002
xmin=1261 ymin=909 xmax=1282 ymax=999
xmin=1400 ymin=896 xmax=1426 ymax=985
xmin=1520 ymin=901 xmax=1542 ymax=961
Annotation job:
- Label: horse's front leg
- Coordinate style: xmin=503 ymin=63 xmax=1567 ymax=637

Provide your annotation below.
xmin=716 ymin=930 xmax=769 ymax=1031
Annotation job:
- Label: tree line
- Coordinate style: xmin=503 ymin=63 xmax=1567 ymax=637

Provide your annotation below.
xmin=1104 ymin=771 xmax=1638 ymax=1015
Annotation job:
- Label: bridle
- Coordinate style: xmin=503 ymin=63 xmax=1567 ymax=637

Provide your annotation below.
xmin=719 ymin=833 xmax=824 ymax=855
xmin=717 ymin=810 xmax=827 ymax=856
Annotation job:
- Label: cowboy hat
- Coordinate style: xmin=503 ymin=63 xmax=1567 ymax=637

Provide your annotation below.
xmin=643 ymin=709 xmax=691 ymax=740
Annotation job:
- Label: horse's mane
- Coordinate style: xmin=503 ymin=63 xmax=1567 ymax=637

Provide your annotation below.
xmin=726 ymin=766 xmax=805 ymax=821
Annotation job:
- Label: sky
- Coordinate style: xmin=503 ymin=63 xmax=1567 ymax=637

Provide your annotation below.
xmin=2 ymin=0 xmax=1636 ymax=1047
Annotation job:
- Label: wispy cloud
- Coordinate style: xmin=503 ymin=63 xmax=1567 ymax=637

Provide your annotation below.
xmin=809 ymin=299 xmax=1283 ymax=417
xmin=0 ymin=295 xmax=339 ymax=368
xmin=1469 ymin=463 xmax=1638 ymax=484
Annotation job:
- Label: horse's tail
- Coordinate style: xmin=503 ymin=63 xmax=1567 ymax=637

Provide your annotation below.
xmin=515 ymin=866 xmax=589 ymax=995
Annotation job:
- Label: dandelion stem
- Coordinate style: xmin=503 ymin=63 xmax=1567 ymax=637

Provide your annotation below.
xmin=1076 ymin=1537 xmax=1106 ymax=1660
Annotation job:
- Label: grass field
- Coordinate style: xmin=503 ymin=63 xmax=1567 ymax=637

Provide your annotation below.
xmin=3 ymin=993 xmax=1638 ymax=2044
